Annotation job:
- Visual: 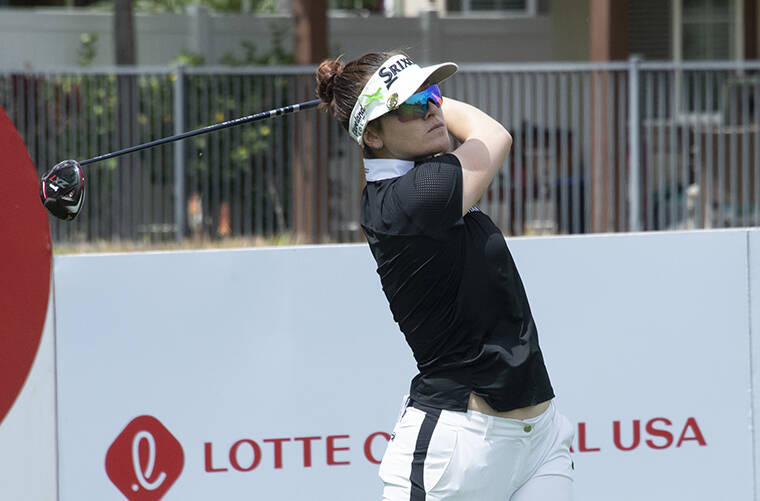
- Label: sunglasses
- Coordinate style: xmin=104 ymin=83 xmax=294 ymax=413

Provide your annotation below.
xmin=391 ymin=84 xmax=443 ymax=122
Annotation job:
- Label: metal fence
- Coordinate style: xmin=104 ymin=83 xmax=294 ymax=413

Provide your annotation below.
xmin=2 ymin=59 xmax=759 ymax=245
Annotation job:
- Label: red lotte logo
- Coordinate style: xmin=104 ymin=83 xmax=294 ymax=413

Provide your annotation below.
xmin=106 ymin=416 xmax=185 ymax=501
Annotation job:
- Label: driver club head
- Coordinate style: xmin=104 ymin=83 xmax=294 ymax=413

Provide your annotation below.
xmin=39 ymin=160 xmax=85 ymax=221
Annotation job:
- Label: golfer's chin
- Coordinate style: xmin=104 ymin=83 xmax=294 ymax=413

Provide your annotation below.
xmin=413 ymin=135 xmax=451 ymax=160
xmin=389 ymin=129 xmax=451 ymax=161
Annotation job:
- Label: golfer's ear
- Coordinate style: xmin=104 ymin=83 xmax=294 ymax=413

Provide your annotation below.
xmin=363 ymin=122 xmax=384 ymax=151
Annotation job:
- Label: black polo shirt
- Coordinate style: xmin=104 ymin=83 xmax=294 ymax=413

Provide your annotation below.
xmin=360 ymin=153 xmax=554 ymax=412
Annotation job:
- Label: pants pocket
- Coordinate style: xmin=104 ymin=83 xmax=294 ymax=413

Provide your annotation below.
xmin=379 ymin=409 xmax=459 ymax=497
xmin=423 ymin=426 xmax=459 ymax=494
xmin=378 ymin=409 xmax=422 ymax=489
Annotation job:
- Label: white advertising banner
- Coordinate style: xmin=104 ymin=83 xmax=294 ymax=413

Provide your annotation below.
xmin=511 ymin=230 xmax=754 ymax=501
xmin=749 ymin=230 xmax=760 ymax=492
xmin=55 ymin=246 xmax=416 ymax=501
xmin=54 ymin=231 xmax=758 ymax=501
xmin=0 ymin=289 xmax=58 ymax=501
xmin=1 ymin=103 xmax=57 ymax=501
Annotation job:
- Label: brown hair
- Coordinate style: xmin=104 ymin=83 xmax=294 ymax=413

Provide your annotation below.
xmin=315 ymin=51 xmax=403 ymax=146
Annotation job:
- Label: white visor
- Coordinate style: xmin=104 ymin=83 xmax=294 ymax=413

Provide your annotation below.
xmin=348 ymin=54 xmax=458 ymax=145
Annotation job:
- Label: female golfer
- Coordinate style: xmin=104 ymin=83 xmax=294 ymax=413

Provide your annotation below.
xmin=315 ymin=51 xmax=574 ymax=501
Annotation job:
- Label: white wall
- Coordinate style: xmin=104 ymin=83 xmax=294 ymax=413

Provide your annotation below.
xmin=0 ymin=289 xmax=58 ymax=501
xmin=549 ymin=0 xmax=589 ymax=62
xmin=50 ymin=229 xmax=760 ymax=501
xmin=0 ymin=8 xmax=554 ymax=68
xmin=750 ymin=230 xmax=760 ymax=489
xmin=0 ymin=103 xmax=57 ymax=501
xmin=516 ymin=230 xmax=754 ymax=500
xmin=3 ymin=229 xmax=757 ymax=500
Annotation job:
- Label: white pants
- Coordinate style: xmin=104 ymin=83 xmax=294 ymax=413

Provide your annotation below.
xmin=379 ymin=398 xmax=575 ymax=501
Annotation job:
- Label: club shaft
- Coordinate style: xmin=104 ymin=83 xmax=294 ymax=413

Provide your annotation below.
xmin=78 ymin=99 xmax=323 ymax=167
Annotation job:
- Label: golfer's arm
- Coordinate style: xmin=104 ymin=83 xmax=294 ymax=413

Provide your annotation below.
xmin=442 ymin=98 xmax=512 ymax=215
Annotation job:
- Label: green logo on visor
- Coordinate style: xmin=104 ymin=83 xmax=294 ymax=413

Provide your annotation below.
xmin=361 ymin=87 xmax=383 ymax=106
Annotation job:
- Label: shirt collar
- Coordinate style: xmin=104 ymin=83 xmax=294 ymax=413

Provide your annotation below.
xmin=363 ymin=158 xmax=415 ymax=182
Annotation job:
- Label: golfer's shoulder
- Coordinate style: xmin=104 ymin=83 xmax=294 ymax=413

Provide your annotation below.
xmin=413 ymin=153 xmax=461 ymax=177
xmin=397 ymin=154 xmax=462 ymax=208
xmin=377 ymin=155 xmax=461 ymax=232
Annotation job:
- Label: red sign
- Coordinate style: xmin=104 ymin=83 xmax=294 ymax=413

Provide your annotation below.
xmin=571 ymin=416 xmax=707 ymax=453
xmin=105 ymin=416 xmax=185 ymax=501
xmin=0 ymin=106 xmax=52 ymax=427
xmin=203 ymin=432 xmax=391 ymax=473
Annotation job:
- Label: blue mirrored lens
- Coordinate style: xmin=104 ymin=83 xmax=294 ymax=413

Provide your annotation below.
xmin=394 ymin=85 xmax=442 ymax=120
xmin=404 ymin=84 xmax=441 ymax=106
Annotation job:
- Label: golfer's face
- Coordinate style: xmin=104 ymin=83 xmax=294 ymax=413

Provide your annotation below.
xmin=374 ymin=87 xmax=450 ymax=161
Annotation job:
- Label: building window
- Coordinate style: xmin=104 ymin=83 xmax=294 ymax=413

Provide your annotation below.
xmin=628 ymin=0 xmax=672 ymax=60
xmin=466 ymin=0 xmax=526 ymax=10
xmin=446 ymin=0 xmax=537 ymax=15
xmin=678 ymin=0 xmax=738 ymax=59
xmin=671 ymin=0 xmax=744 ymax=117
xmin=329 ymin=0 xmax=384 ymax=12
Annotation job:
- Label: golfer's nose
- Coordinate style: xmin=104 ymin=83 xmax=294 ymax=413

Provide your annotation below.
xmin=424 ymin=98 xmax=439 ymax=119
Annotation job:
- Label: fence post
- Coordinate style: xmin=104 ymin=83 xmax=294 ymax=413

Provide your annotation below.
xmin=419 ymin=6 xmax=440 ymax=65
xmin=628 ymin=55 xmax=642 ymax=232
xmin=173 ymin=65 xmax=186 ymax=242
xmin=188 ymin=4 xmax=212 ymax=63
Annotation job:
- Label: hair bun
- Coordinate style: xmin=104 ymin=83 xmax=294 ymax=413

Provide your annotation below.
xmin=316 ymin=59 xmax=343 ymax=104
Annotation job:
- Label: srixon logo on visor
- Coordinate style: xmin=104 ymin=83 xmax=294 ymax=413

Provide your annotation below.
xmin=106 ymin=415 xmax=185 ymax=501
xmin=379 ymin=56 xmax=414 ymax=89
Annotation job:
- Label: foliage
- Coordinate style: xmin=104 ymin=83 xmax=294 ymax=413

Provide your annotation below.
xmin=219 ymin=22 xmax=293 ymax=66
xmin=173 ymin=50 xmax=206 ymax=67
xmin=183 ymin=24 xmax=295 ymax=237
xmin=8 ymin=21 xmax=297 ymax=242
xmin=110 ymin=0 xmax=277 ymax=13
xmin=77 ymin=32 xmax=99 ymax=67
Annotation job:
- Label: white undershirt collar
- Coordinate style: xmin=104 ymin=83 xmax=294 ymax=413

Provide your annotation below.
xmin=363 ymin=158 xmax=415 ymax=182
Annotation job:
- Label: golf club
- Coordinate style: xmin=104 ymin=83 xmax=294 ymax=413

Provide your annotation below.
xmin=40 ymin=98 xmax=323 ymax=221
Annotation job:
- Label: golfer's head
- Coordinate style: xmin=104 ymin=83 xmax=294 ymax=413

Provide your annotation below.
xmin=316 ymin=52 xmax=457 ymax=160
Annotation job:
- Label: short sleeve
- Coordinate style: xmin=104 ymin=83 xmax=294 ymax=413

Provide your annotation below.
xmin=393 ymin=153 xmax=463 ymax=234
